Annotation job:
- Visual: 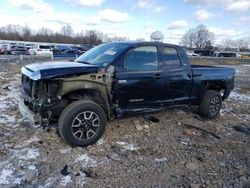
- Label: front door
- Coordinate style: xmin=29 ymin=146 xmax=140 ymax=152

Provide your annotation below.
xmin=115 ymin=45 xmax=167 ymax=109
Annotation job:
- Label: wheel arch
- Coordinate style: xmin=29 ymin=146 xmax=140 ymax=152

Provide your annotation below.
xmin=62 ymin=89 xmax=111 ymax=119
xmin=206 ymin=80 xmax=226 ymax=92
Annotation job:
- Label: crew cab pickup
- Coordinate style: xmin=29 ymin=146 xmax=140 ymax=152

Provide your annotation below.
xmin=19 ymin=42 xmax=235 ymax=147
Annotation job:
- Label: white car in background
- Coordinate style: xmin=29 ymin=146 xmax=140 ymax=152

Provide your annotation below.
xmin=29 ymin=44 xmax=52 ymax=56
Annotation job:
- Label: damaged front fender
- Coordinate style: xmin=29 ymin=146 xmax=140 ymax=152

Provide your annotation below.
xmin=59 ymin=66 xmax=115 ymax=118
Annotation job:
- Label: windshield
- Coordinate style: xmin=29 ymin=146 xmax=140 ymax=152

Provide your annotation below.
xmin=75 ymin=43 xmax=129 ymax=67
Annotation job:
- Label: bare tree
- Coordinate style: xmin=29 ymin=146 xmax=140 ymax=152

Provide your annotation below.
xmin=85 ymin=30 xmax=102 ymax=45
xmin=103 ymin=34 xmax=129 ymax=42
xmin=3 ymin=24 xmax=22 ymax=40
xmin=21 ymin=26 xmax=32 ymax=41
xmin=136 ymin=37 xmax=145 ymax=41
xmin=180 ymin=24 xmax=214 ymax=49
xmin=0 ymin=24 xmax=105 ymax=45
xmin=222 ymin=37 xmax=250 ymax=51
xmin=60 ymin=24 xmax=73 ymax=37
xmin=179 ymin=28 xmax=195 ymax=48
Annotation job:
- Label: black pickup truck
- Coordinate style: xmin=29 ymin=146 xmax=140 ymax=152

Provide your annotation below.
xmin=19 ymin=42 xmax=235 ymax=147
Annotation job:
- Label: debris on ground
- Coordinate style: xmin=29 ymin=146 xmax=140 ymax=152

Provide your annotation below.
xmin=61 ymin=164 xmax=70 ymax=176
xmin=143 ymin=115 xmax=160 ymax=123
xmin=182 ymin=123 xmax=221 ymax=139
xmin=233 ymin=125 xmax=250 ymax=135
xmin=0 ymin=61 xmax=249 ymax=187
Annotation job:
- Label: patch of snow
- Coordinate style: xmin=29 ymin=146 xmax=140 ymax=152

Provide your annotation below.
xmin=40 ymin=177 xmax=57 ymax=188
xmin=60 ymin=175 xmax=72 ymax=186
xmin=28 ymin=165 xmax=37 ymax=171
xmin=0 ymin=79 xmax=20 ymax=119
xmin=0 ymin=114 xmax=16 ymax=125
xmin=59 ymin=148 xmax=71 ymax=154
xmin=15 ymin=136 xmax=40 ymax=148
xmin=116 ymin=141 xmax=139 ymax=151
xmin=0 ymin=167 xmax=24 ymax=185
xmin=96 ymin=138 xmax=104 ymax=145
xmin=229 ymin=91 xmax=250 ymax=102
xmin=18 ymin=148 xmax=40 ymax=160
xmin=74 ymin=154 xmax=96 ymax=167
xmin=235 ymin=68 xmax=243 ymax=74
xmin=220 ymin=108 xmax=234 ymax=116
xmin=155 ymin=157 xmax=168 ymax=162
xmin=0 ymin=169 xmax=13 ymax=184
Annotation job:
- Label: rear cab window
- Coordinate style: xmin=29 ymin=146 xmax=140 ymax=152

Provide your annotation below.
xmin=160 ymin=46 xmax=181 ymax=70
xmin=125 ymin=46 xmax=158 ymax=71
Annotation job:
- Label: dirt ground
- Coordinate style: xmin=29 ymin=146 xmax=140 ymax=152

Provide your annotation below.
xmin=0 ymin=60 xmax=249 ymax=188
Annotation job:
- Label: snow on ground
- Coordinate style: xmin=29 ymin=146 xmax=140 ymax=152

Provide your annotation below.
xmin=15 ymin=136 xmax=41 ymax=148
xmin=59 ymin=148 xmax=71 ymax=154
xmin=155 ymin=157 xmax=168 ymax=162
xmin=74 ymin=154 xmax=97 ymax=167
xmin=60 ymin=175 xmax=72 ymax=186
xmin=0 ymin=62 xmax=250 ymax=188
xmin=17 ymin=148 xmax=40 ymax=160
xmin=0 ymin=165 xmax=24 ymax=185
xmin=0 ymin=114 xmax=16 ymax=125
xmin=116 ymin=141 xmax=139 ymax=151
xmin=229 ymin=90 xmax=250 ymax=102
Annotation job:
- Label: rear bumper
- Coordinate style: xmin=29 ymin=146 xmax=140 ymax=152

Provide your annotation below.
xmin=18 ymin=98 xmax=41 ymax=127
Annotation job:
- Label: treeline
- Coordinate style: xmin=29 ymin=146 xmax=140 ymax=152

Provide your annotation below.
xmin=0 ymin=24 xmax=129 ymax=45
xmin=180 ymin=24 xmax=250 ymax=51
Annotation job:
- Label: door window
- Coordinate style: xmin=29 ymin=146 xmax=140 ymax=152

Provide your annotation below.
xmin=160 ymin=47 xmax=181 ymax=70
xmin=125 ymin=46 xmax=158 ymax=71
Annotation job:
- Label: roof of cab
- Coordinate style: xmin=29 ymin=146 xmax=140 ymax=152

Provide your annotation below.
xmin=108 ymin=41 xmax=181 ymax=48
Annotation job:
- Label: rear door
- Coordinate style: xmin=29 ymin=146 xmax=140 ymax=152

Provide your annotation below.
xmin=115 ymin=45 xmax=167 ymax=108
xmin=160 ymin=46 xmax=192 ymax=104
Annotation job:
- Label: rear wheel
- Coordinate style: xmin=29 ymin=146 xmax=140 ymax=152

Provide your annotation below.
xmin=58 ymin=100 xmax=107 ymax=147
xmin=199 ymin=90 xmax=222 ymax=119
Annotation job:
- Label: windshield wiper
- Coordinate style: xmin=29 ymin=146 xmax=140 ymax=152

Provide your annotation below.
xmin=75 ymin=60 xmax=92 ymax=65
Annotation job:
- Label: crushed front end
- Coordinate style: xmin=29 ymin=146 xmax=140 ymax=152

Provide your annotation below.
xmin=19 ymin=67 xmax=62 ymax=127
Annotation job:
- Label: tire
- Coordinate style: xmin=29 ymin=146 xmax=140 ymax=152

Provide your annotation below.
xmin=199 ymin=90 xmax=222 ymax=119
xmin=58 ymin=100 xmax=107 ymax=147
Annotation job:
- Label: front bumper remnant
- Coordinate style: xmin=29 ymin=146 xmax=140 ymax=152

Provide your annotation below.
xmin=18 ymin=98 xmax=41 ymax=127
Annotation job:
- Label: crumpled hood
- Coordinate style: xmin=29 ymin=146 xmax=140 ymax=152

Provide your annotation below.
xmin=22 ymin=61 xmax=99 ymax=80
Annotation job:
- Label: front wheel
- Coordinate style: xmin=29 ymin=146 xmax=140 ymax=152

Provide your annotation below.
xmin=199 ymin=90 xmax=222 ymax=119
xmin=58 ymin=100 xmax=107 ymax=147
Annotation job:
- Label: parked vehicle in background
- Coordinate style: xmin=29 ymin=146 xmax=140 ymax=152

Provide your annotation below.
xmin=25 ymin=43 xmax=33 ymax=50
xmin=187 ymin=52 xmax=200 ymax=57
xmin=80 ymin=44 xmax=93 ymax=53
xmin=19 ymin=41 xmax=235 ymax=147
xmin=0 ymin=43 xmax=11 ymax=54
xmin=240 ymin=53 xmax=250 ymax=59
xmin=10 ymin=45 xmax=28 ymax=55
xmin=52 ymin=45 xmax=76 ymax=55
xmin=0 ymin=44 xmax=5 ymax=54
xmin=70 ymin=46 xmax=87 ymax=55
xmin=217 ymin=52 xmax=240 ymax=58
xmin=29 ymin=44 xmax=52 ymax=56
xmin=194 ymin=49 xmax=214 ymax=56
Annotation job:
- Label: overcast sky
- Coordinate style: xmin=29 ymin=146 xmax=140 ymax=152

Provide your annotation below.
xmin=0 ymin=0 xmax=250 ymax=44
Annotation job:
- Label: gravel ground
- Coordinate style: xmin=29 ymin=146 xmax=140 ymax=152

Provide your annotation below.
xmin=0 ymin=61 xmax=249 ymax=188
